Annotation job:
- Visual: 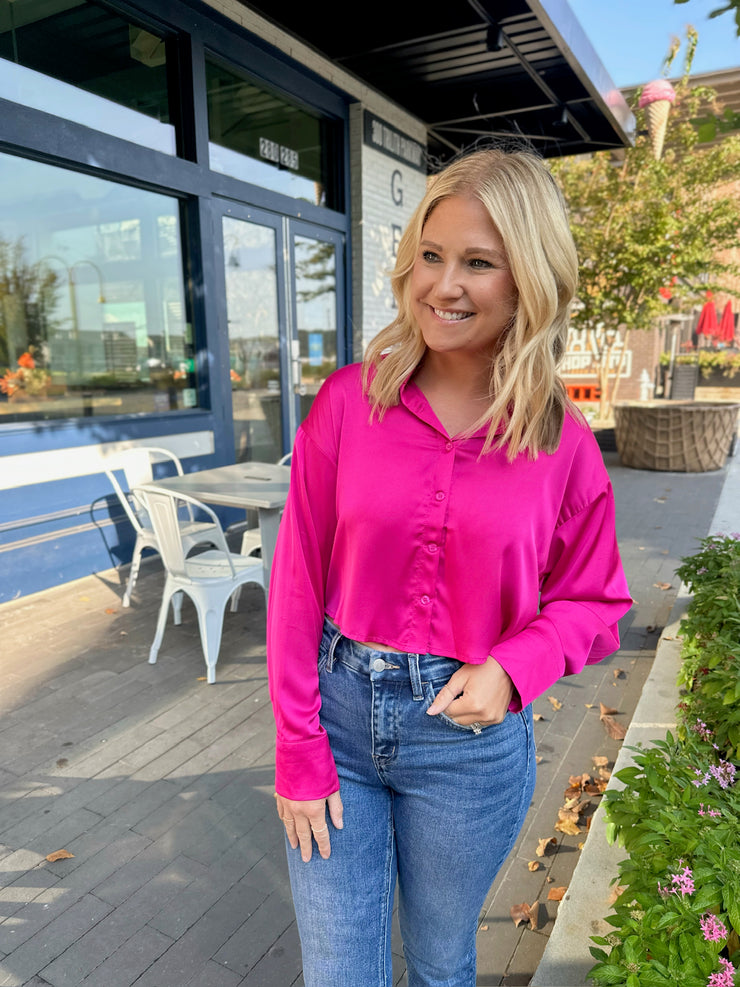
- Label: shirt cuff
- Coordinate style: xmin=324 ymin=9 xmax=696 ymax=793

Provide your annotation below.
xmin=274 ymin=732 xmax=340 ymax=800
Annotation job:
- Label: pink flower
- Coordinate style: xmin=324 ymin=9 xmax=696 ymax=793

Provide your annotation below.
xmin=700 ymin=912 xmax=727 ymax=943
xmin=699 ymin=803 xmax=722 ymax=818
xmin=671 ymin=866 xmax=695 ymax=897
xmin=707 ymin=957 xmax=735 ymax=987
xmin=710 ymin=760 xmax=736 ymax=790
xmin=692 ymin=719 xmax=714 ymax=741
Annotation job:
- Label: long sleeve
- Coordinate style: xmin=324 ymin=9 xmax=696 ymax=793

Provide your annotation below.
xmin=266 ymin=426 xmax=340 ymax=800
xmin=492 ymin=483 xmax=632 ymax=711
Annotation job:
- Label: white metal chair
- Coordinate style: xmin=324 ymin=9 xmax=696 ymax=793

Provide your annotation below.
xmin=133 ymin=484 xmax=266 ymax=683
xmin=106 ymin=447 xmax=220 ymax=607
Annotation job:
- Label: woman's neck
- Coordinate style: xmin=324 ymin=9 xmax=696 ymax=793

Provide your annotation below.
xmin=412 ymin=351 xmax=493 ymax=437
xmin=413 ymin=350 xmax=492 ymax=402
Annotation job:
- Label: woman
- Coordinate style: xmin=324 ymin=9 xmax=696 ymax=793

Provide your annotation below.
xmin=266 ymin=146 xmax=631 ymax=987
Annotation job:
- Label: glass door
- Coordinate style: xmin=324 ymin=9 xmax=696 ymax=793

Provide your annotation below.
xmin=289 ymin=223 xmax=344 ymax=432
xmin=219 ymin=206 xmax=345 ymax=463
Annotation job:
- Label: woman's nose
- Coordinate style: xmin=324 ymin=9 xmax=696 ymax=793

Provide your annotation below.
xmin=434 ymin=263 xmax=464 ymax=298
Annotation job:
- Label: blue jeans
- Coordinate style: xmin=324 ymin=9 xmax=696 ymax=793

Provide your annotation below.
xmin=286 ymin=618 xmax=536 ymax=987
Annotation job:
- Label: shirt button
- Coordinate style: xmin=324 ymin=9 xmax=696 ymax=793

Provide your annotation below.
xmin=420 ymin=594 xmax=430 ymax=605
xmin=444 ymin=441 xmax=453 ymax=451
xmin=427 ymin=543 xmax=438 ymax=553
xmin=435 ymin=491 xmax=445 ymax=501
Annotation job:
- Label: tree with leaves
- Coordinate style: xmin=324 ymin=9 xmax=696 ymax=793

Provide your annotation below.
xmin=675 ymin=0 xmax=740 ymax=36
xmin=549 ymin=34 xmax=740 ymax=419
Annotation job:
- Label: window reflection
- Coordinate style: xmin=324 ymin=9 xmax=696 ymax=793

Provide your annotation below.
xmin=0 ymin=152 xmax=196 ymax=421
xmin=0 ymin=0 xmax=176 ymax=155
xmin=223 ymin=216 xmax=282 ymax=463
xmin=295 ymin=234 xmax=337 ymax=421
xmin=207 ymin=59 xmax=341 ymax=209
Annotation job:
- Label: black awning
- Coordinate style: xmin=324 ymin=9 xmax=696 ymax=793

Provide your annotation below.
xmin=238 ymin=0 xmax=635 ymax=164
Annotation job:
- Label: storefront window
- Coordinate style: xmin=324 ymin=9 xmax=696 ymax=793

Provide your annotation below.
xmin=0 ymin=152 xmax=197 ymax=422
xmin=0 ymin=0 xmax=176 ymax=155
xmin=206 ymin=58 xmax=342 ymax=209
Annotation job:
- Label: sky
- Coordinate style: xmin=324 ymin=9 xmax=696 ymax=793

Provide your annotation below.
xmin=567 ymin=0 xmax=740 ymax=86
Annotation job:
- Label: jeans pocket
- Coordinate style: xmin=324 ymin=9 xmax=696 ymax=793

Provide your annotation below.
xmin=423 ymin=680 xmax=487 ymax=733
xmin=317 ymin=638 xmax=330 ymax=674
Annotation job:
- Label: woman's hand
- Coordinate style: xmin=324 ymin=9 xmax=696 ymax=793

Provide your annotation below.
xmin=274 ymin=790 xmax=344 ymax=862
xmin=426 ymin=656 xmax=514 ymax=727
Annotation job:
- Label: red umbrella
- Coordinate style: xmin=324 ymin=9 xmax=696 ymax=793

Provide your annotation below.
xmin=717 ymin=301 xmax=735 ymax=344
xmin=695 ymin=301 xmax=718 ymax=338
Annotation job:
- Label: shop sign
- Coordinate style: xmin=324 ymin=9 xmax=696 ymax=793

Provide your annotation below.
xmin=363 ymin=111 xmax=426 ymax=172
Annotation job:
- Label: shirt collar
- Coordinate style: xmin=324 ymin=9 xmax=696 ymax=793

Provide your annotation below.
xmin=399 ymin=374 xmax=491 ymax=440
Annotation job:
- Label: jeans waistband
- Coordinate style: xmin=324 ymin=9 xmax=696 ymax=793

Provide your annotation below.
xmin=320 ymin=616 xmax=463 ymax=701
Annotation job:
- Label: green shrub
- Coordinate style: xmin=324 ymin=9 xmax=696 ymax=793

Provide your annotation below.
xmin=589 ymin=534 xmax=740 ymax=987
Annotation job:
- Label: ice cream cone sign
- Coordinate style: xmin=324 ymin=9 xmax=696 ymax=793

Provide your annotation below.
xmin=638 ymin=79 xmax=677 ymax=159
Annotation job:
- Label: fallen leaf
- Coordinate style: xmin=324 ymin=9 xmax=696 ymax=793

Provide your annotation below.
xmin=613 ymin=669 xmax=625 ymax=680
xmin=585 ymin=703 xmax=595 ymax=708
xmin=533 ymin=713 xmax=544 ymax=721
xmin=592 ymin=755 xmax=609 ymax=768
xmin=578 ymin=841 xmax=586 ymax=849
xmin=197 ymin=676 xmax=207 ymax=681
xmin=554 ymin=818 xmax=581 ymax=836
xmin=535 ymin=836 xmax=557 ymax=857
xmin=46 ymin=849 xmax=74 ymax=862
xmin=547 ymin=886 xmax=567 ymax=901
xmin=608 ymin=884 xmax=627 ymax=905
xmin=654 ymin=496 xmax=666 ymax=503
xmin=527 ymin=860 xmax=540 ymax=872
xmin=654 ymin=582 xmax=672 ymax=591
xmin=510 ymin=900 xmax=540 ymax=930
xmin=548 ymin=696 xmax=562 ymax=711
xmin=599 ymin=702 xmax=619 ymax=717
xmin=479 ymin=923 xmax=489 ymax=931
xmin=535 ymin=755 xmax=543 ymax=764
xmin=601 ymin=715 xmax=627 ymax=740
xmin=104 ymin=607 xmax=117 ymax=614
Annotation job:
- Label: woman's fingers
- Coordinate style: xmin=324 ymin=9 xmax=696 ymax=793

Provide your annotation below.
xmin=327 ymin=790 xmax=344 ymax=830
xmin=426 ymin=660 xmax=514 ymax=725
xmin=425 ymin=673 xmax=463 ymax=716
xmin=274 ymin=793 xmax=341 ymax=861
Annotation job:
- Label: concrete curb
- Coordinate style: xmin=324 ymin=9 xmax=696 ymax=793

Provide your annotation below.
xmin=530 ymin=443 xmax=740 ymax=987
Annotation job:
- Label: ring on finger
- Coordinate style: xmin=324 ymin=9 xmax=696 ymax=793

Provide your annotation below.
xmin=312 ymin=825 xmax=328 ymax=834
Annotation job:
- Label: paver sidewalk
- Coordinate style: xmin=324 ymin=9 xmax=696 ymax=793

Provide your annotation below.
xmin=0 ymin=450 xmax=729 ymax=986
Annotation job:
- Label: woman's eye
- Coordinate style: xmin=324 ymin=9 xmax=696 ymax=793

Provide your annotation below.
xmin=421 ymin=250 xmax=439 ymax=263
xmin=469 ymin=258 xmax=493 ymax=270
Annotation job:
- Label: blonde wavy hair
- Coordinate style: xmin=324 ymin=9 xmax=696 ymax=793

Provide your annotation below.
xmin=362 ymin=147 xmax=579 ymax=459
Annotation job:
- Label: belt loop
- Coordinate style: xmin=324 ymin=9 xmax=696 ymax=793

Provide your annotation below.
xmin=326 ymin=630 xmax=342 ymax=672
xmin=408 ymin=652 xmax=423 ymax=701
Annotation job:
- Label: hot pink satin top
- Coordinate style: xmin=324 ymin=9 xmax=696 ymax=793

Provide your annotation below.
xmin=266 ymin=364 xmax=631 ymax=799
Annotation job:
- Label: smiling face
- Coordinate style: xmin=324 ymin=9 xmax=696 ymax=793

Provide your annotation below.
xmin=410 ymin=194 xmax=518 ymax=363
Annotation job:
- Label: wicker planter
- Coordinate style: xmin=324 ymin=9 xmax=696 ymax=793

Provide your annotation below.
xmin=613 ymin=400 xmax=740 ymax=472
